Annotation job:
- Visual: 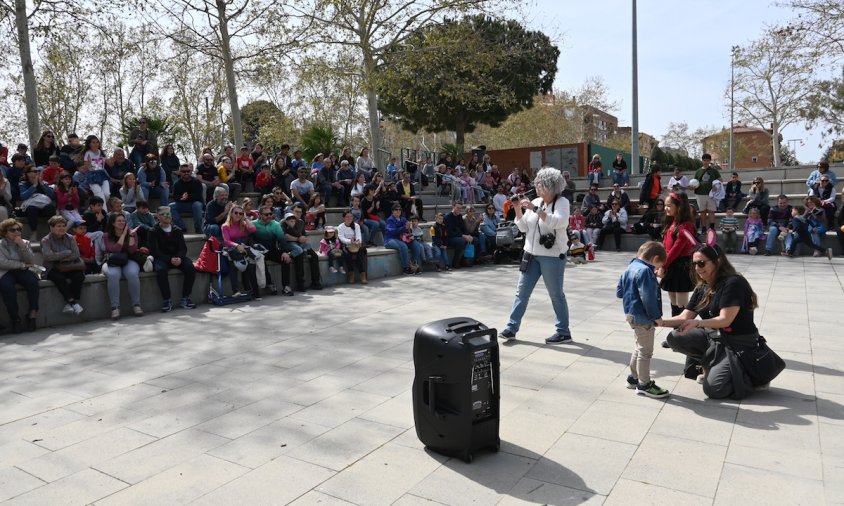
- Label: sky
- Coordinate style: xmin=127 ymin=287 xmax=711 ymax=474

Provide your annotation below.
xmin=524 ymin=0 xmax=826 ymax=163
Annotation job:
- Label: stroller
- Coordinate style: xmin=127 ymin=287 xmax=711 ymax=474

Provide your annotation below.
xmin=194 ymin=236 xmax=265 ymax=305
xmin=492 ymin=221 xmax=525 ymax=264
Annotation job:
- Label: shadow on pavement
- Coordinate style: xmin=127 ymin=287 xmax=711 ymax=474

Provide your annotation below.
xmin=423 ymin=441 xmax=598 ymax=504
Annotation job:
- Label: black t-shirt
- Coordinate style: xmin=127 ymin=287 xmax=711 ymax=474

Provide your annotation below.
xmin=688 ymin=275 xmax=757 ymax=336
xmin=197 ymin=163 xmax=218 ymax=183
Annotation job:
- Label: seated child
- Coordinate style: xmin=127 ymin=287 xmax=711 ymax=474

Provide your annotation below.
xmin=567 ymin=234 xmax=588 ymax=265
xmin=742 ymin=207 xmax=765 ymax=255
xmin=318 ymin=226 xmax=345 ymax=274
xmin=410 ymin=216 xmax=434 ymax=263
xmin=719 ymin=207 xmax=739 ymax=254
xmin=429 ymin=213 xmax=451 ymax=272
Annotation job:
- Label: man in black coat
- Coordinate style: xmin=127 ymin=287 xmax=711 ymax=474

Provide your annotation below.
xmin=148 ymin=206 xmax=197 ymax=312
xmin=444 ymin=202 xmax=474 ymax=268
xmin=397 ymin=170 xmax=424 ymax=219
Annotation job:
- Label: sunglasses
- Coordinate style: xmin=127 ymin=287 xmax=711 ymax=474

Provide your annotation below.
xmin=8 ymin=227 xmax=22 ymax=232
xmin=261 ymin=213 xmax=273 ymax=217
xmin=821 ymin=179 xmax=830 ymax=182
xmin=159 ymin=213 xmax=172 ymax=217
xmin=692 ymin=260 xmax=709 ymax=268
xmin=232 ymin=211 xmax=244 ymax=215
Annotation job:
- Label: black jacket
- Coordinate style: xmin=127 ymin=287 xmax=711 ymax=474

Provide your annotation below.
xmin=148 ymin=224 xmax=188 ymax=261
xmin=444 ymin=211 xmax=468 ymax=237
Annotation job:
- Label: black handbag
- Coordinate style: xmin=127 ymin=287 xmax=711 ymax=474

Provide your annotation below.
xmin=106 ymin=252 xmax=129 ymax=267
xmin=733 ymin=336 xmax=786 ymax=386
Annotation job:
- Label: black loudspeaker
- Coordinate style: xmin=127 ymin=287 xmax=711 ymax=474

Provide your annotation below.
xmin=412 ymin=317 xmax=500 ymax=463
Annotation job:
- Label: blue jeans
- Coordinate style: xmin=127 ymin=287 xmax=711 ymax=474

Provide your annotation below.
xmin=611 ymin=171 xmax=629 ymax=186
xmin=433 ymin=245 xmax=450 ymax=267
xmin=169 ymin=201 xmax=204 ymax=233
xmin=363 ymin=219 xmax=385 ymax=243
xmin=204 ymin=224 xmax=221 ymax=239
xmin=142 ymin=185 xmax=170 ymax=206
xmin=385 ymin=238 xmax=411 ymax=268
xmin=588 ymin=172 xmax=602 ymax=186
xmin=409 ymin=240 xmax=424 ymax=264
xmin=505 ymin=254 xmax=571 ymax=337
xmin=765 ymin=224 xmax=781 ymax=253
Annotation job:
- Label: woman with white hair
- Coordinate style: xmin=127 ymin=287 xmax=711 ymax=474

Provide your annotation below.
xmin=499 ymin=168 xmax=574 ymax=344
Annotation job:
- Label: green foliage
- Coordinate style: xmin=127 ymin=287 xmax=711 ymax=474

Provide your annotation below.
xmin=300 ymin=125 xmax=338 ymax=161
xmin=121 ymin=116 xmax=179 ymax=149
xmin=375 ymin=14 xmax=559 ymax=146
xmin=440 ymin=143 xmax=464 ymax=161
xmin=241 ymin=100 xmax=286 ymax=145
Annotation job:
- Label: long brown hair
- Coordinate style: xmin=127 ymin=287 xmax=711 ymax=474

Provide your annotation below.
xmin=663 ymin=191 xmax=694 ymax=239
xmin=691 ymin=244 xmax=758 ymax=311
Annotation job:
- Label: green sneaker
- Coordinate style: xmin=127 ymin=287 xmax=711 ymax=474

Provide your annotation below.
xmin=635 ymin=380 xmax=669 ymax=399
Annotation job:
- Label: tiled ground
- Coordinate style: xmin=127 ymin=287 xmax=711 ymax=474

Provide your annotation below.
xmin=1 ymin=253 xmax=842 ymax=505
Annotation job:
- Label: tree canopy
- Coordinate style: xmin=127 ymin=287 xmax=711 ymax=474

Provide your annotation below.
xmin=375 ymin=14 xmax=558 ymax=148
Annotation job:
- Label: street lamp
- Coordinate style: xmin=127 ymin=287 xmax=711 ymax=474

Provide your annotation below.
xmin=631 ymin=0 xmax=639 ymax=174
xmin=787 ymin=138 xmax=803 ymax=153
xmin=729 ymin=45 xmax=739 ymax=171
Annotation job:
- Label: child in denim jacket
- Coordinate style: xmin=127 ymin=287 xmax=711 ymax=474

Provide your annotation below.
xmin=616 ymin=241 xmax=668 ymax=398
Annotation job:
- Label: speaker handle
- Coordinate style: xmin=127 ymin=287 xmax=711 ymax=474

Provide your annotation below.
xmin=428 ymin=375 xmax=445 ymax=419
xmin=461 ymin=329 xmax=497 ymax=345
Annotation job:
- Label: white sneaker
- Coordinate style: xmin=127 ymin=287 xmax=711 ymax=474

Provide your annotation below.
xmin=111 ymin=307 xmax=120 ymax=320
xmin=339 ymin=267 xmax=346 ymax=274
xmin=62 ymin=303 xmax=74 ymax=314
xmin=749 ymin=247 xmax=757 ymax=255
xmin=72 ymin=303 xmax=84 ymax=315
xmin=133 ymin=305 xmax=144 ymax=316
xmin=329 ymin=266 xmax=338 ymax=273
xmin=143 ymin=256 xmax=154 ymax=272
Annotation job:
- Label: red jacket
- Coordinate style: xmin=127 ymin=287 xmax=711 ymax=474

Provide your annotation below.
xmin=662 ymin=221 xmax=696 ymax=269
xmin=74 ymin=233 xmax=95 ymax=259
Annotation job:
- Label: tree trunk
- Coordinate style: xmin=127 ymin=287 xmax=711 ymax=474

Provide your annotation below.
xmin=15 ymin=0 xmax=39 ymax=146
xmin=771 ymin=121 xmax=781 ymax=168
xmin=362 ymin=51 xmax=383 ymax=173
xmin=455 ymin=116 xmax=466 ymax=152
xmin=217 ymin=0 xmax=243 ymax=150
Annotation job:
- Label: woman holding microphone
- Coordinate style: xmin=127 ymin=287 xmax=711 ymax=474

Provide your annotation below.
xmin=499 ymin=168 xmax=573 ymax=344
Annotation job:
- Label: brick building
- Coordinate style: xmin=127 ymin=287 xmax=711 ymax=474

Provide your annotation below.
xmin=701 ymin=124 xmax=780 ymax=169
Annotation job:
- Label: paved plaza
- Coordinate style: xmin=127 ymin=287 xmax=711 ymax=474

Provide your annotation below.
xmin=0 ymin=253 xmax=842 ymax=505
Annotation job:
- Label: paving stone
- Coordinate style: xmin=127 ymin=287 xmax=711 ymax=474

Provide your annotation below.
xmin=604 ymin=479 xmax=710 ymax=505
xmin=316 ymin=442 xmax=444 ymax=505
xmin=714 ymin=463 xmax=824 ymax=505
xmin=498 ymin=477 xmax=604 ymax=505
xmin=95 ymin=454 xmax=248 ymax=506
xmin=17 ymin=427 xmax=157 ymax=483
xmin=93 ymin=428 xmax=230 ymax=484
xmin=195 ymin=398 xmax=305 ymax=439
xmin=0 ymin=466 xmax=46 ymax=502
xmin=526 ymin=432 xmax=635 ymax=496
xmin=567 ymin=399 xmax=663 ymax=446
xmin=4 ymin=468 xmax=127 ymax=506
xmin=284 ymin=418 xmax=404 ymax=471
xmin=410 ymin=450 xmax=535 ymax=506
xmin=207 ymin=418 xmax=332 ymax=469
xmin=623 ymin=433 xmax=727 ymax=498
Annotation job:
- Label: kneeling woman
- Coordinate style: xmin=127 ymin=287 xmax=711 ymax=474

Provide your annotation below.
xmin=661 ymin=244 xmax=762 ymax=399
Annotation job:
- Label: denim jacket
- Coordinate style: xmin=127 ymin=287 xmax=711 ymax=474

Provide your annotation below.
xmin=616 ymin=258 xmax=663 ymax=324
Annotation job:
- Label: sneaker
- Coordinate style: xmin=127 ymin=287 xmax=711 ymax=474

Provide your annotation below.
xmin=626 ymin=374 xmax=638 ymax=389
xmin=111 ymin=307 xmax=120 ymax=320
xmin=813 ymin=251 xmax=822 ymax=257
xmin=499 ymin=329 xmax=516 ymax=341
xmin=339 ymin=266 xmax=346 ymax=274
xmin=71 ymin=303 xmax=84 ymax=315
xmin=827 ymin=248 xmax=834 ymax=261
xmin=661 ymin=340 xmax=670 ymax=349
xmin=143 ymin=255 xmax=154 ymax=272
xmin=636 ymin=380 xmax=670 ymax=399
xmin=545 ymin=334 xmax=573 ymax=344
xmin=268 ymin=284 xmax=278 ymax=296
xmin=696 ymin=373 xmax=705 ymax=384
xmin=329 ymin=266 xmax=338 ymax=273
xmin=133 ymin=305 xmax=144 ymax=316
xmin=232 ymin=291 xmax=244 ymax=297
xmin=62 ymin=303 xmax=74 ymax=314
xmin=749 ymin=247 xmax=757 ymax=255
xmin=282 ymin=286 xmax=294 ymax=296
xmin=161 ymin=299 xmax=173 ymax=312
xmin=310 ymin=283 xmax=323 ymax=290
xmin=179 ymin=297 xmax=196 ymax=309
xmin=764 ymin=250 xmax=771 ymax=256
xmin=254 ymin=296 xmax=263 ymax=301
